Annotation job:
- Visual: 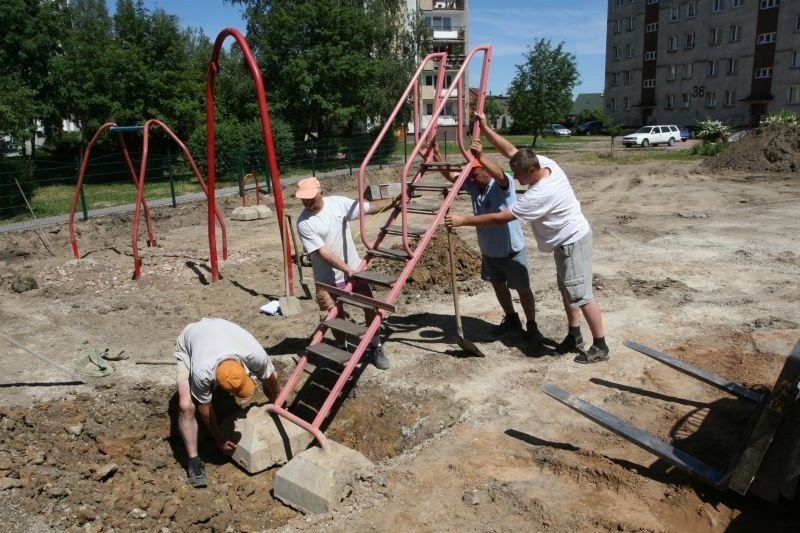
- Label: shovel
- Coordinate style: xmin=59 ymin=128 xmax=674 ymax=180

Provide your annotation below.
xmin=445 ymin=225 xmax=485 ymax=357
xmin=279 ymin=216 xmax=303 ymax=316
xmin=285 ymin=213 xmax=312 ymax=299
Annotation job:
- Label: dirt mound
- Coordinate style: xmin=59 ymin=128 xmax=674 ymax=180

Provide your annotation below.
xmin=702 ymin=123 xmax=800 ymax=174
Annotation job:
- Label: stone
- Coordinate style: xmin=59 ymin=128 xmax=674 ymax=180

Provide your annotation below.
xmin=228 ymin=407 xmax=313 ymax=474
xmin=273 ymin=440 xmax=373 ymax=514
xmin=230 ymin=206 xmax=259 ymax=221
xmin=253 ymin=205 xmax=272 ymax=219
xmin=0 ymin=477 xmax=22 ymax=490
xmin=365 ymin=183 xmax=401 ymax=201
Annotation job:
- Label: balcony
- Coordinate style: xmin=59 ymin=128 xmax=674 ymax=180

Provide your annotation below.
xmin=432 ymin=26 xmax=465 ymax=40
xmin=433 ymin=1 xmax=465 ymax=10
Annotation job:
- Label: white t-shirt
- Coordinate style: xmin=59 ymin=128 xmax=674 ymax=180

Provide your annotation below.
xmin=173 ymin=318 xmax=274 ymax=404
xmin=509 ymin=155 xmax=590 ymax=252
xmin=296 ymin=196 xmax=367 ymax=285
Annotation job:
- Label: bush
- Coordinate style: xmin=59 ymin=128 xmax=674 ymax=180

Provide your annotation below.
xmin=694 ymin=119 xmax=731 ymax=145
xmin=760 ymin=109 xmax=797 ymax=126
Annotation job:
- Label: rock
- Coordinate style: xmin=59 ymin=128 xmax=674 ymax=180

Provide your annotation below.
xmin=97 ymin=437 xmax=130 ymax=457
xmin=65 ymin=422 xmax=84 ymax=436
xmin=93 ymin=463 xmax=118 ymax=482
xmin=45 ymin=485 xmax=71 ymax=498
xmin=77 ymin=505 xmax=98 ymax=524
xmin=129 ymin=508 xmax=148 ymax=519
xmin=0 ymin=477 xmax=22 ymax=490
xmin=462 ymin=489 xmax=488 ymax=505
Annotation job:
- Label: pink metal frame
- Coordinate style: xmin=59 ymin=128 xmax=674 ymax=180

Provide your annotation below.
xmin=268 ymin=46 xmax=493 ymax=449
xmin=205 ymin=28 xmax=292 ymax=285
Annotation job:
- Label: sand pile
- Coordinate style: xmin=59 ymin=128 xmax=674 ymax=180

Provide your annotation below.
xmin=702 ymin=123 xmax=800 ymax=174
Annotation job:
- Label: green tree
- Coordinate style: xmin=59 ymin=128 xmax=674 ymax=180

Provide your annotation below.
xmin=0 ymin=77 xmax=39 ymax=156
xmin=228 ymin=0 xmax=421 ymax=139
xmin=507 ymin=39 xmax=578 ymax=146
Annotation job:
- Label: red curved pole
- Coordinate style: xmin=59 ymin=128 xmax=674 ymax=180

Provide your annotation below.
xmin=131 ymin=119 xmax=229 ymax=279
xmin=116 ymin=133 xmax=155 ymax=248
xmin=206 ymin=28 xmax=290 ymax=285
xmin=68 ymin=122 xmax=155 ymax=258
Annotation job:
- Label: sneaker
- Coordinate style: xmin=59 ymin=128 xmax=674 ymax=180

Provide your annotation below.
xmin=370 ymin=345 xmax=391 ymax=370
xmin=575 ymin=344 xmax=610 ymax=364
xmin=526 ymin=320 xmax=544 ymax=342
xmin=186 ymin=457 xmax=207 ymax=488
xmin=492 ymin=313 xmax=523 ymax=335
xmin=556 ymin=333 xmax=584 ymax=355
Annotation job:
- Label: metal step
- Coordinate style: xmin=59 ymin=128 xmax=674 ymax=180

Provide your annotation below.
xmin=406 ymin=201 xmax=442 ymax=215
xmin=383 ymin=224 xmax=427 ymax=237
xmin=323 ymin=317 xmax=368 ymax=337
xmin=420 ymin=161 xmax=465 ymax=171
xmin=315 ymin=282 xmax=397 ymax=313
xmin=408 ymin=180 xmax=455 ymax=192
xmin=351 ymin=270 xmax=398 ymax=288
xmin=306 ymin=342 xmax=351 ymax=365
xmin=367 ymin=246 xmax=411 ymax=262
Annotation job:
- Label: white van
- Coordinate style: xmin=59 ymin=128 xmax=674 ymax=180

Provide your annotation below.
xmin=622 ymin=125 xmax=680 ymax=147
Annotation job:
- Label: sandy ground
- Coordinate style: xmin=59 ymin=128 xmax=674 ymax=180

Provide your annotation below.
xmin=0 ymin=137 xmax=798 ymax=531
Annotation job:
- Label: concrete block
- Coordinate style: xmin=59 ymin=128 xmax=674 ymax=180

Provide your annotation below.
xmin=230 ymin=206 xmax=259 ymax=221
xmin=365 ymin=183 xmax=400 ymax=201
xmin=229 ymin=407 xmax=313 ymax=473
xmin=274 ymin=440 xmax=373 ymax=514
xmin=253 ymin=204 xmax=272 ymax=219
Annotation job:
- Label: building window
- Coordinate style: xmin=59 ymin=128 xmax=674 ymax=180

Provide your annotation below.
xmin=793 ymin=50 xmax=800 ymax=68
xmin=671 ymin=6 xmax=680 ymax=21
xmin=757 ymin=32 xmax=776 ymax=44
xmin=643 ymin=79 xmax=656 ymax=88
xmin=754 ymin=67 xmax=772 ymax=78
xmin=668 ymin=35 xmax=679 ymax=51
xmin=729 ymin=24 xmax=741 ymax=41
xmin=647 ymin=0 xmax=659 ymax=4
xmin=425 ymin=103 xmax=434 ymax=115
xmin=733 ymin=0 xmax=744 ymax=7
xmin=612 ymin=72 xmax=620 ymax=86
xmin=713 ymin=0 xmax=724 ymax=12
xmin=646 ymin=23 xmax=659 ymax=32
xmin=614 ymin=19 xmax=622 ymax=34
xmin=624 ymin=71 xmax=631 ymax=85
xmin=613 ymin=46 xmax=622 ymax=60
xmin=759 ymin=0 xmax=778 ymax=8
xmin=666 ymin=94 xmax=675 ymax=108
xmin=627 ymin=17 xmax=635 ymax=31
xmin=687 ymin=1 xmax=697 ymax=17
xmin=727 ymin=57 xmax=738 ymax=74
xmin=685 ymin=32 xmax=695 ymax=49
xmin=667 ymin=65 xmax=677 ymax=80
xmin=645 ymin=51 xmax=657 ymax=61
xmin=616 ymin=0 xmax=624 ymax=6
xmin=708 ymin=60 xmax=718 ymax=76
xmin=724 ymin=90 xmax=736 ymax=106
xmin=626 ymin=43 xmax=634 ymax=58
xmin=610 ymin=97 xmax=618 ymax=111
xmin=710 ymin=28 xmax=721 ymax=45
xmin=682 ymin=93 xmax=691 ymax=108
xmin=796 ymin=14 xmax=800 ymax=31
xmin=624 ymin=96 xmax=631 ymax=111
xmin=424 ymin=75 xmax=435 ymax=86
xmin=683 ymin=63 xmax=694 ymax=79
xmin=705 ymin=91 xmax=717 ymax=107
xmin=788 ymin=85 xmax=800 ymax=104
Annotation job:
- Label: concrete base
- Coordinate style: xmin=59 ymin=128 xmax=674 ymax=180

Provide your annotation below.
xmin=365 ymin=183 xmax=400 ymax=201
xmin=230 ymin=206 xmax=258 ymax=221
xmin=229 ymin=407 xmax=313 ymax=474
xmin=274 ymin=441 xmax=373 ymax=514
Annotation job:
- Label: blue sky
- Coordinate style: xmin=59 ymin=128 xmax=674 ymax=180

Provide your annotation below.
xmin=107 ymin=0 xmax=607 ymax=98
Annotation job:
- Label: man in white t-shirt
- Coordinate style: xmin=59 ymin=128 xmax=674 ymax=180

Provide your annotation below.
xmin=174 ymin=317 xmax=279 ymax=488
xmin=295 ymin=177 xmax=396 ymax=370
xmin=445 ymin=113 xmax=609 ymax=364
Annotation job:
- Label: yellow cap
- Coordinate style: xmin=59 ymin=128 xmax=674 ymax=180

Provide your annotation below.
xmin=215 ymin=360 xmax=255 ymax=398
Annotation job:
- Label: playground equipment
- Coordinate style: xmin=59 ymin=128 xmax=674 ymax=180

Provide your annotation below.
xmin=543 ymin=339 xmax=800 ymax=504
xmin=68 ymin=120 xmax=228 ymax=279
xmin=233 ymin=45 xmax=493 ymax=513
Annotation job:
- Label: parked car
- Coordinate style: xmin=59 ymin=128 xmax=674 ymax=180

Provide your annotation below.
xmin=542 ymin=123 xmax=571 ymax=137
xmin=678 ymin=125 xmax=690 ymax=141
xmin=576 ymin=120 xmax=605 ymax=135
xmin=622 ymin=125 xmax=680 ymax=147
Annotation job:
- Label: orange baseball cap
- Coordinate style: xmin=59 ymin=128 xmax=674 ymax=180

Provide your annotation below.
xmin=295 ymin=177 xmax=321 ymax=199
xmin=216 ymin=360 xmax=255 ymax=398
xmin=472 ymin=159 xmax=483 ymax=168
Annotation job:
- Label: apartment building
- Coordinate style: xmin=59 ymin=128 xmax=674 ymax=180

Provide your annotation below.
xmin=409 ymin=0 xmax=469 ymax=131
xmin=605 ymin=0 xmax=800 ymax=128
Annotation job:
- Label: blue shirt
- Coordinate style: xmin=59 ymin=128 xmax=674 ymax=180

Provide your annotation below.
xmin=464 ymin=173 xmax=525 ymax=258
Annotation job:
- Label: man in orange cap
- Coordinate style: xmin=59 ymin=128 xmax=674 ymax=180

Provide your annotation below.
xmin=174 ymin=317 xmax=279 ymax=488
xmin=295 ymin=177 xmax=397 ymax=369
xmin=431 ymin=137 xmax=542 ymax=346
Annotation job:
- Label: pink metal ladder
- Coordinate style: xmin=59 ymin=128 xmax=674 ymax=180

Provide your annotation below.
xmin=268 ymin=45 xmax=493 ymax=448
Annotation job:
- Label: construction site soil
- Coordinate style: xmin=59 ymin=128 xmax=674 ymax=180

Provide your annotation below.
xmin=0 ymin=128 xmax=798 ymax=532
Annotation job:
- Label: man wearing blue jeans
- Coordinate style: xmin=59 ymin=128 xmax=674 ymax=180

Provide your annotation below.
xmin=445 ymin=113 xmax=609 ymax=363
xmin=431 ymin=139 xmax=542 ymax=344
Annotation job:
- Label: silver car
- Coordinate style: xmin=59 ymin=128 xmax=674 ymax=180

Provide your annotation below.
xmin=542 ymin=123 xmax=571 ymax=137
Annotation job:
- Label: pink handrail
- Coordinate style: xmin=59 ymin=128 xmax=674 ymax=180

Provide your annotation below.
xmin=130 ymin=119 xmax=229 ymax=279
xmin=206 ymin=28 xmax=291 ymax=286
xmin=68 ymin=122 xmax=155 ymax=259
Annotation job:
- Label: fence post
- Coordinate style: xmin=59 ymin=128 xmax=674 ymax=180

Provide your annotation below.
xmin=443 ymin=130 xmax=448 ymax=158
xmin=403 ymin=129 xmax=407 ymax=164
xmin=75 ymin=156 xmax=89 ymax=221
xmin=348 ymin=137 xmax=353 ymax=176
xmin=237 ymin=150 xmax=245 ymax=198
xmin=166 ymin=148 xmax=176 ymax=207
xmin=311 ymin=140 xmax=317 ymax=177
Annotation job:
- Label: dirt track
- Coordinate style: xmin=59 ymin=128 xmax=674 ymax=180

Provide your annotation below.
xmin=0 ymin=134 xmax=799 ymax=531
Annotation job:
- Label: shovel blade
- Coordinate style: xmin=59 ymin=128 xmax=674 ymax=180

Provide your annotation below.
xmin=279 ymin=296 xmax=303 ymax=316
xmin=451 ymin=335 xmax=485 ymax=357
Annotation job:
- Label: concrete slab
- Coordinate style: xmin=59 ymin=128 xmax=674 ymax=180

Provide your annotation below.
xmin=228 ymin=407 xmax=313 ymax=473
xmin=230 ymin=206 xmax=259 ymax=221
xmin=274 ymin=440 xmax=373 ymax=514
xmin=253 ymin=204 xmax=272 ymax=219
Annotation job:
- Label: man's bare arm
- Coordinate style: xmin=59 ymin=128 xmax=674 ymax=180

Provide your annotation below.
xmin=474 ymin=112 xmax=518 ymax=159
xmin=444 ymin=208 xmax=516 ymax=228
